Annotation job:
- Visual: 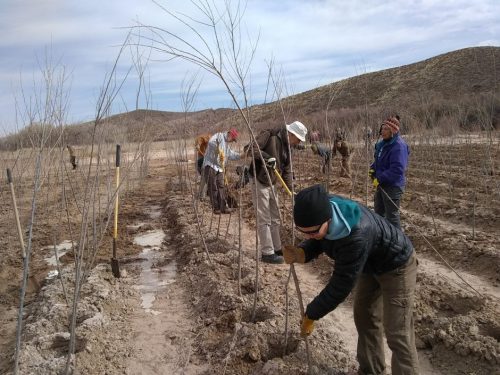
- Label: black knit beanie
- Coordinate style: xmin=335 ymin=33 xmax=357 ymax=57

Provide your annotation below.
xmin=294 ymin=184 xmax=332 ymax=227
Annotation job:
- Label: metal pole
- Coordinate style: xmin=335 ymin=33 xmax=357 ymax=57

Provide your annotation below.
xmin=274 ymin=166 xmax=312 ymax=369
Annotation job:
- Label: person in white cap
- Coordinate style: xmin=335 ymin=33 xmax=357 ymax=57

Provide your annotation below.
xmin=245 ymin=121 xmax=308 ymax=264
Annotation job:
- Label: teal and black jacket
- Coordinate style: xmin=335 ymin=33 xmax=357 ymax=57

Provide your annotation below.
xmin=299 ymin=196 xmax=414 ymax=320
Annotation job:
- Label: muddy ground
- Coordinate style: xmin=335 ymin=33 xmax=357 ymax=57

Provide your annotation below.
xmin=0 ymin=137 xmax=499 ymax=374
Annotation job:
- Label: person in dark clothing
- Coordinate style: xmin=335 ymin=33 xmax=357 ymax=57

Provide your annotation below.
xmin=370 ymin=116 xmax=409 ymax=228
xmin=235 ymin=165 xmax=250 ymax=189
xmin=332 ymin=131 xmax=351 ymax=178
xmin=67 ymin=145 xmax=77 ymax=170
xmin=246 ymin=120 xmax=308 ymax=264
xmin=283 ymin=184 xmax=419 ymax=375
xmin=311 ymin=142 xmax=331 ymax=174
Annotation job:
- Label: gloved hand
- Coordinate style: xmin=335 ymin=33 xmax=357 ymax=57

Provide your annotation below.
xmin=300 ymin=314 xmax=315 ymax=337
xmin=373 ymin=178 xmax=379 ymax=188
xmin=265 ymin=157 xmax=277 ymax=169
xmin=283 ymin=245 xmax=306 ymax=264
xmin=369 ymin=168 xmax=375 ymax=180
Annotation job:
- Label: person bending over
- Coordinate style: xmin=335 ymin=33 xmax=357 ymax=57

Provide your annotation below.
xmin=284 ymin=184 xmax=419 ymax=375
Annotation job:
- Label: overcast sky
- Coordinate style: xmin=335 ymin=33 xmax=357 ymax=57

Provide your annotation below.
xmin=1 ymin=0 xmax=499 ymax=134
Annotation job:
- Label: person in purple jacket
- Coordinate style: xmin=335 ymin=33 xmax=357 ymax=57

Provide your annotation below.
xmin=369 ymin=115 xmax=409 ymax=228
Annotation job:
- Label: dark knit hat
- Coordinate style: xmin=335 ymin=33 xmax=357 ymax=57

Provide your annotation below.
xmin=294 ymin=184 xmax=332 ymax=227
xmin=383 ymin=117 xmax=400 ymax=134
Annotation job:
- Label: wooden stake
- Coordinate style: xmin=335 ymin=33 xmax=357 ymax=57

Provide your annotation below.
xmin=6 ymin=168 xmax=26 ymax=259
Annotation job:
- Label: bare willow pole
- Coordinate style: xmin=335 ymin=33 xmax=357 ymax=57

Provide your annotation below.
xmin=183 ymin=142 xmax=213 ymax=265
xmin=250 ymin=142 xmax=261 ymax=321
xmin=53 ymin=234 xmax=70 ymax=306
xmin=282 ymin=268 xmax=292 ymax=356
xmin=276 ymin=171 xmax=312 ymax=370
xmin=266 ymin=62 xmax=312 ymax=370
xmin=6 ymin=168 xmax=26 ymax=259
xmin=65 ymin=32 xmax=133 ymax=375
xmin=237 ymin=171 xmax=243 ymax=297
xmin=111 ymin=144 xmax=121 ymax=277
xmin=137 ymin=0 xmax=310 ymax=362
xmin=13 ymin=153 xmax=42 ymax=375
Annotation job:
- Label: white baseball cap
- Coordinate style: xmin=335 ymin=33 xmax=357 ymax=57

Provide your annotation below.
xmin=286 ymin=121 xmax=308 ymax=142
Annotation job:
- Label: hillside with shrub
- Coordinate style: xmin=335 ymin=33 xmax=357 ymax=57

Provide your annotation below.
xmin=1 ymin=46 xmax=498 ymax=150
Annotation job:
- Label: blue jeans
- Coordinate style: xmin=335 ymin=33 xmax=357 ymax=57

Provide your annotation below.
xmin=374 ymin=185 xmax=403 ymax=228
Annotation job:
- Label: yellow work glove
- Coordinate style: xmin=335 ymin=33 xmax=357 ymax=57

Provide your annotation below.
xmin=373 ymin=178 xmax=379 ymax=188
xmin=300 ymin=315 xmax=315 ymax=337
xmin=283 ymin=245 xmax=306 ymax=264
xmin=369 ymin=168 xmax=375 ymax=179
xmin=218 ymin=148 xmax=225 ymax=164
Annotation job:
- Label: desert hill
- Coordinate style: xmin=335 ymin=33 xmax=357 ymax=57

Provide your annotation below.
xmin=239 ymin=46 xmax=500 ymax=134
xmin=1 ymin=46 xmax=498 ymax=150
xmin=286 ymin=46 xmax=499 ymax=111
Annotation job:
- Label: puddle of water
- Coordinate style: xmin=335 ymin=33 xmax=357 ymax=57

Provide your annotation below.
xmin=146 ymin=205 xmax=162 ymax=219
xmin=46 ymin=270 xmax=59 ymax=280
xmin=133 ymin=230 xmax=165 ymax=247
xmin=133 ymin=229 xmax=176 ymax=315
xmin=127 ymin=222 xmax=147 ymax=230
xmin=44 ymin=240 xmax=74 ymax=266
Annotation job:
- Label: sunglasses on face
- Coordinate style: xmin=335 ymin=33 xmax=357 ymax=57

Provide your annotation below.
xmin=296 ymin=226 xmax=322 ymax=235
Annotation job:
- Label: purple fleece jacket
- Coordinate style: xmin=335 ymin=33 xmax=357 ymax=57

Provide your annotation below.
xmin=370 ymin=134 xmax=409 ymax=188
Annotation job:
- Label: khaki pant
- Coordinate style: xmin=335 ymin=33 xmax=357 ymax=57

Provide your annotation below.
xmin=250 ymin=178 xmax=281 ymax=256
xmin=340 ymin=156 xmax=351 ymax=177
xmin=353 ymin=252 xmax=419 ymax=375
